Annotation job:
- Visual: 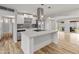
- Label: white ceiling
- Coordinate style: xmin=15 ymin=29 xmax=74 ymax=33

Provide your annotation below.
xmin=1 ymin=4 xmax=79 ymax=17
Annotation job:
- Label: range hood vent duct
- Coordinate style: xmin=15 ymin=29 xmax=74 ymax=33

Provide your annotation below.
xmin=36 ymin=8 xmax=45 ymax=30
xmin=37 ymin=8 xmax=44 ymax=20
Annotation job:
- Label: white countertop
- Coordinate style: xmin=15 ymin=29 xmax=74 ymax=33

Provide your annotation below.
xmin=17 ymin=28 xmax=26 ymax=30
xmin=21 ymin=28 xmax=57 ymax=37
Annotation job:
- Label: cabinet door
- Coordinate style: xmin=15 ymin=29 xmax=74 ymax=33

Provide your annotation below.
xmin=24 ymin=18 xmax=32 ymax=28
xmin=17 ymin=15 xmax=24 ymax=24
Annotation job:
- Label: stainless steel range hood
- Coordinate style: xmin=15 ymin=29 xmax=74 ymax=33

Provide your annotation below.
xmin=35 ymin=7 xmax=45 ymax=31
xmin=37 ymin=8 xmax=44 ymax=20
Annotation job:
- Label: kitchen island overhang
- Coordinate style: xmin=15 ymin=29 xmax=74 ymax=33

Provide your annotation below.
xmin=21 ymin=29 xmax=58 ymax=54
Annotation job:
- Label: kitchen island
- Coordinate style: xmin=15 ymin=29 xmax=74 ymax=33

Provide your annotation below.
xmin=21 ymin=29 xmax=58 ymax=54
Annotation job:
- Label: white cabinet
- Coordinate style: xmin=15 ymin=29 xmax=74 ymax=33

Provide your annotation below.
xmin=17 ymin=15 xmax=24 ymax=24
xmin=21 ymin=30 xmax=57 ymax=54
xmin=24 ymin=18 xmax=32 ymax=28
xmin=32 ymin=17 xmax=37 ymax=24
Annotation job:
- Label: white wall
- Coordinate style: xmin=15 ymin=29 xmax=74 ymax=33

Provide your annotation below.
xmin=0 ymin=9 xmax=15 ymax=39
xmin=76 ymin=22 xmax=79 ymax=29
xmin=0 ymin=9 xmax=14 ymax=16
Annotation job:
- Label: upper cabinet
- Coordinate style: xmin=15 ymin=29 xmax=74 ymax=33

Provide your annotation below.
xmin=17 ymin=15 xmax=24 ymax=24
xmin=24 ymin=18 xmax=32 ymax=28
xmin=17 ymin=14 xmax=36 ymax=24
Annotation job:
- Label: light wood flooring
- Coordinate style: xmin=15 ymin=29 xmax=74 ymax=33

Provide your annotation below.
xmin=34 ymin=32 xmax=79 ymax=54
xmin=1 ymin=31 xmax=79 ymax=54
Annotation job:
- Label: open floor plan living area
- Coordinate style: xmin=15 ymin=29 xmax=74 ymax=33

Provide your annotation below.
xmin=0 ymin=4 xmax=79 ymax=54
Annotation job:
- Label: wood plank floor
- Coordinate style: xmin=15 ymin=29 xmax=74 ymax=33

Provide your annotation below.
xmin=34 ymin=32 xmax=79 ymax=54
xmin=1 ymin=31 xmax=79 ymax=54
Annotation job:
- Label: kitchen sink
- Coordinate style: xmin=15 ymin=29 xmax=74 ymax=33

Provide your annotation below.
xmin=17 ymin=29 xmax=26 ymax=32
